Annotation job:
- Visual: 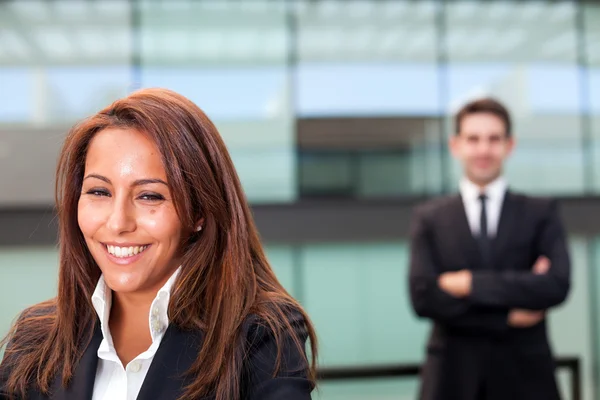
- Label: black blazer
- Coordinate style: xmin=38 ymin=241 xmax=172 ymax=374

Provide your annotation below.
xmin=409 ymin=191 xmax=570 ymax=400
xmin=0 ymin=310 xmax=313 ymax=400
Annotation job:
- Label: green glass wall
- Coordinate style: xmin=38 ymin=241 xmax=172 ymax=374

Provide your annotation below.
xmin=0 ymin=238 xmax=592 ymax=399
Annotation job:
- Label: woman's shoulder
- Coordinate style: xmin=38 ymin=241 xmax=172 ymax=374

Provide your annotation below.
xmin=240 ymin=305 xmax=310 ymax=368
xmin=242 ymin=306 xmax=307 ymax=342
xmin=238 ymin=305 xmax=314 ymax=398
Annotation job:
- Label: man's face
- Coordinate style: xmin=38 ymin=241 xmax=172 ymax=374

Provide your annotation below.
xmin=450 ymin=112 xmax=514 ymax=186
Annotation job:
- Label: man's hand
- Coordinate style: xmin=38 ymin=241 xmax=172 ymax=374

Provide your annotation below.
xmin=438 ymin=270 xmax=472 ymax=298
xmin=505 ymin=257 xmax=550 ymax=327
xmin=533 ymin=256 xmax=551 ymax=275
xmin=508 ymin=309 xmax=545 ymax=328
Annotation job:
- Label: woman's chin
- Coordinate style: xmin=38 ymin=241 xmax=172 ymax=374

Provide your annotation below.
xmin=103 ymin=271 xmax=143 ymax=294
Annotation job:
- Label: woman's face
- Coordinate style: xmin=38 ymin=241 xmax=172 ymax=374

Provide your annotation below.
xmin=78 ymin=128 xmax=184 ymax=296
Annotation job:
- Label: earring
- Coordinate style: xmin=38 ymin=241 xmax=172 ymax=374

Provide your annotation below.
xmin=196 ymin=225 xmax=202 ymax=232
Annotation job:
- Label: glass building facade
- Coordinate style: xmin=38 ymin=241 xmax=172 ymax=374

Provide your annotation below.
xmin=2 ymin=1 xmax=600 ymax=399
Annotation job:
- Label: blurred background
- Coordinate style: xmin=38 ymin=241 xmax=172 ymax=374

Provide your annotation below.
xmin=2 ymin=0 xmax=600 ymax=398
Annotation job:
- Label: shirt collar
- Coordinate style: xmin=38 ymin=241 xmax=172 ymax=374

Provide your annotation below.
xmin=459 ymin=176 xmax=507 ymax=202
xmin=91 ymin=266 xmax=181 ymax=345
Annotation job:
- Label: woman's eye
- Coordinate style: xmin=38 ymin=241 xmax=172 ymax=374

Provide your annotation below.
xmin=86 ymin=189 xmax=110 ymax=197
xmin=139 ymin=193 xmax=165 ymax=201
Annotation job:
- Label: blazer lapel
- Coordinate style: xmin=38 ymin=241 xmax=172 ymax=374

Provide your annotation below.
xmin=51 ymin=322 xmax=102 ymax=400
xmin=492 ymin=191 xmax=518 ymax=267
xmin=136 ymin=325 xmax=205 ymax=400
xmin=449 ymin=194 xmax=483 ymax=270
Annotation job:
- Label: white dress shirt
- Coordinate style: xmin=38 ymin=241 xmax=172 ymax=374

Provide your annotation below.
xmin=91 ymin=267 xmax=181 ymax=400
xmin=459 ymin=176 xmax=508 ymax=237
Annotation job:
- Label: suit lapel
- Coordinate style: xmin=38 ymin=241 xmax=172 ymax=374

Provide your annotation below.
xmin=492 ymin=191 xmax=518 ymax=267
xmin=136 ymin=324 xmax=205 ymax=400
xmin=47 ymin=323 xmax=205 ymax=400
xmin=450 ymin=194 xmax=483 ymax=270
xmin=51 ymin=323 xmax=102 ymax=400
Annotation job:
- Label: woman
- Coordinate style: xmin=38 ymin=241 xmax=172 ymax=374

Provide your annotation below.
xmin=0 ymin=88 xmax=317 ymax=400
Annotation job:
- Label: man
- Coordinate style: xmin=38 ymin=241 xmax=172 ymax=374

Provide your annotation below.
xmin=408 ymin=98 xmax=571 ymax=400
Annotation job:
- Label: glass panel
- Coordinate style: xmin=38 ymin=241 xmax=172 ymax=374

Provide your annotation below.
xmin=296 ymin=0 xmax=440 ymax=117
xmin=588 ymin=236 xmax=600 ymax=398
xmin=445 ymin=0 xmax=583 ymax=194
xmin=0 ymin=0 xmax=132 ymax=206
xmin=300 ymin=242 xmax=428 ymax=367
xmin=264 ymin=244 xmax=298 ymax=300
xmin=0 ymin=247 xmax=59 ymax=338
xmin=0 ymin=0 xmax=132 ymax=126
xmin=358 ymin=152 xmax=421 ymax=197
xmin=138 ymin=0 xmax=296 ymax=204
xmin=314 ymin=379 xmax=419 ymax=400
xmin=299 ymin=152 xmax=354 ymax=197
xmin=549 ymin=238 xmax=593 ymax=400
xmin=584 ymin=1 xmax=600 ymax=192
xmin=295 ymin=0 xmax=443 ymax=196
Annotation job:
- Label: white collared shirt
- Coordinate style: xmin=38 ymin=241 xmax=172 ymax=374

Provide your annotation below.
xmin=459 ymin=176 xmax=508 ymax=237
xmin=91 ymin=268 xmax=181 ymax=400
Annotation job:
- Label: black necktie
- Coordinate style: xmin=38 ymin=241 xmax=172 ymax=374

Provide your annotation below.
xmin=478 ymin=194 xmax=492 ymax=268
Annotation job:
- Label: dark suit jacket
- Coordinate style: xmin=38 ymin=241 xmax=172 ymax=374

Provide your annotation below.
xmin=409 ymin=191 xmax=570 ymax=400
xmin=0 ymin=310 xmax=312 ymax=400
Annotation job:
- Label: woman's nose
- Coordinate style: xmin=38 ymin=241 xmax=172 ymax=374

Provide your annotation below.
xmin=106 ymin=200 xmax=136 ymax=234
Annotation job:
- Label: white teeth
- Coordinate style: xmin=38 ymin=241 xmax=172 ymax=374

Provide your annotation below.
xmin=106 ymin=245 xmax=148 ymax=258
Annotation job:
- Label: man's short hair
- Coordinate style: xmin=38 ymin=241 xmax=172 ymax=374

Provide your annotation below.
xmin=455 ymin=97 xmax=512 ymax=137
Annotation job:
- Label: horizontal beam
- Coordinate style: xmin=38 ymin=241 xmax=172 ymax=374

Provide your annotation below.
xmin=1 ymin=196 xmax=600 ymax=247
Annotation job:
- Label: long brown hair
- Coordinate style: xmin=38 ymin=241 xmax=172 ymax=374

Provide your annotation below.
xmin=0 ymin=88 xmax=317 ymax=399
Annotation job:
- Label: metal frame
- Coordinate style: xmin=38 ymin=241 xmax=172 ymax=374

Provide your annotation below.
xmin=318 ymin=357 xmax=581 ymax=400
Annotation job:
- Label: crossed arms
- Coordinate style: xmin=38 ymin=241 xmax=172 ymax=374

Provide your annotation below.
xmin=408 ymin=201 xmax=570 ymax=333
